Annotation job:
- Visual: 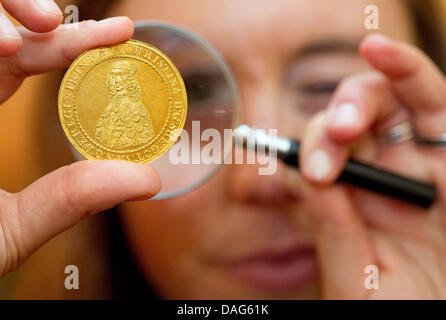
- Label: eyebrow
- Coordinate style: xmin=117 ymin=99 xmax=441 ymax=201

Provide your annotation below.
xmin=298 ymin=38 xmax=362 ymax=57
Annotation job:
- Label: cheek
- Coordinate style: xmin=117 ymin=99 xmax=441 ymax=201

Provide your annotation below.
xmin=120 ymin=201 xmax=198 ymax=260
xmin=119 ymin=172 xmax=227 ymax=273
xmin=118 ymin=200 xmax=200 ymax=295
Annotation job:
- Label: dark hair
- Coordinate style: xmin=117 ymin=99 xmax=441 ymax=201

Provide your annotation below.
xmin=407 ymin=0 xmax=446 ymax=71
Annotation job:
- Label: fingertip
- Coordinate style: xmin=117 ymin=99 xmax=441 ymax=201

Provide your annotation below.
xmin=360 ymin=33 xmax=391 ymax=52
xmin=64 ymin=160 xmax=161 ymax=206
xmin=301 ymin=114 xmax=349 ymax=185
xmin=360 ymin=33 xmax=397 ymax=60
xmin=108 ymin=161 xmax=161 ymax=200
xmin=28 ymin=14 xmax=63 ymax=33
xmin=3 ymin=0 xmax=63 ymax=33
xmin=135 ymin=164 xmax=162 ymax=199
xmin=326 ymin=102 xmax=366 ymax=143
xmin=95 ymin=16 xmax=135 ymax=41
xmin=31 ymin=0 xmax=63 ymax=32
xmin=301 ymin=114 xmax=338 ymax=185
xmin=360 ymin=33 xmax=416 ymax=79
xmin=63 ymin=17 xmax=134 ymax=59
xmin=301 ymin=148 xmax=339 ymax=186
xmin=33 ymin=0 xmax=63 ymax=16
xmin=360 ymin=33 xmax=392 ymax=62
xmin=116 ymin=16 xmax=135 ymax=36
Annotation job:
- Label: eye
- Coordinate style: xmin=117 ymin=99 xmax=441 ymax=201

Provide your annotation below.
xmin=292 ymin=80 xmax=341 ymax=115
xmin=184 ymin=73 xmax=212 ymax=101
xmin=299 ymin=80 xmax=340 ymax=95
xmin=183 ymin=71 xmax=226 ymax=106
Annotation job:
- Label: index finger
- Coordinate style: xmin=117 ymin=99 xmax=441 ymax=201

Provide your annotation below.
xmin=360 ymin=34 xmax=446 ymax=135
xmin=1 ymin=0 xmax=62 ymax=33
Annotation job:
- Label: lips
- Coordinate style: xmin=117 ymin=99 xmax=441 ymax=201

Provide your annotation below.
xmin=221 ymin=245 xmax=317 ymax=291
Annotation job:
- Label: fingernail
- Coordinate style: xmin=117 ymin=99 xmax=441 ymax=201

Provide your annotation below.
xmin=332 ymin=102 xmax=360 ymax=127
xmin=98 ymin=16 xmax=128 ymax=24
xmin=35 ymin=0 xmax=62 ymax=16
xmin=307 ymin=149 xmax=332 ymax=181
xmin=0 ymin=13 xmax=21 ymax=40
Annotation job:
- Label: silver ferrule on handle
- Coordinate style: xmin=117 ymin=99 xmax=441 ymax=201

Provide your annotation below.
xmin=233 ymin=125 xmax=292 ymax=159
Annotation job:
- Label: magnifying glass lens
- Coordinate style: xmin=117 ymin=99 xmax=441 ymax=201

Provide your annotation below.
xmin=133 ymin=22 xmax=240 ymax=199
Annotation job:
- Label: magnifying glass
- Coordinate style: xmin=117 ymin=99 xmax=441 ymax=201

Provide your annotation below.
xmin=70 ymin=21 xmax=436 ymax=208
xmin=68 ymin=20 xmax=241 ymax=199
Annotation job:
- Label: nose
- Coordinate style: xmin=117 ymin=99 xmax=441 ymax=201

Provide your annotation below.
xmin=226 ymin=77 xmax=303 ymax=206
xmin=227 ymin=162 xmax=303 ymax=205
xmin=239 ymin=76 xmax=281 ymax=131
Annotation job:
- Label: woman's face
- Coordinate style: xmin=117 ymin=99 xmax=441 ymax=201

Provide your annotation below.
xmin=109 ymin=0 xmax=414 ymax=299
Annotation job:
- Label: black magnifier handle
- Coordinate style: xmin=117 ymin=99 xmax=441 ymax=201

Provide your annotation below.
xmin=282 ymin=140 xmax=436 ymax=209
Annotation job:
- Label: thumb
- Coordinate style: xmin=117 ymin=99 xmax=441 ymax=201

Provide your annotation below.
xmin=0 ymin=160 xmax=160 ymax=277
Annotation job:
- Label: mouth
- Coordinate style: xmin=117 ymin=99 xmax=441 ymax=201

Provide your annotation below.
xmin=220 ymin=245 xmax=317 ymax=291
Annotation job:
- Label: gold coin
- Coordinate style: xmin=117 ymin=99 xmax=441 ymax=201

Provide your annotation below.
xmin=58 ymin=40 xmax=187 ymax=164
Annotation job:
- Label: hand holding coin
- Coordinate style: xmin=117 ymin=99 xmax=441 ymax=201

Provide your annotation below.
xmin=0 ymin=0 xmax=160 ymax=278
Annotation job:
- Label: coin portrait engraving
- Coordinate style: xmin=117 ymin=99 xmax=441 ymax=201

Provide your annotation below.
xmin=58 ymin=40 xmax=188 ymax=164
xmin=95 ymin=61 xmax=155 ymax=149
